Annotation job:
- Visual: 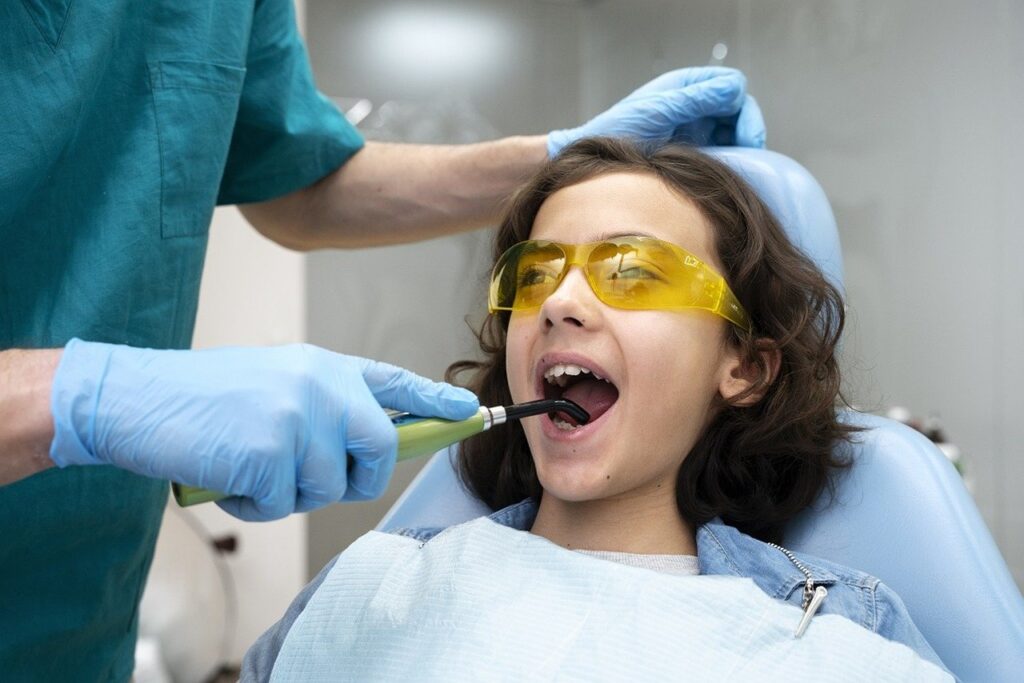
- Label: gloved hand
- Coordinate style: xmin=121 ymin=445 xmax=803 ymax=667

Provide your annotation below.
xmin=48 ymin=339 xmax=479 ymax=521
xmin=547 ymin=66 xmax=765 ymax=157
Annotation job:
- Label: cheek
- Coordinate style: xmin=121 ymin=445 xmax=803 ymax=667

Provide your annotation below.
xmin=505 ymin=317 xmax=534 ymax=402
xmin=623 ymin=318 xmax=727 ymax=424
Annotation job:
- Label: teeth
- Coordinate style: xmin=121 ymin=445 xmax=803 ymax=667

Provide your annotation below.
xmin=553 ymin=415 xmax=581 ymax=431
xmin=543 ymin=362 xmax=611 ymax=387
xmin=544 ymin=363 xmax=590 ymax=381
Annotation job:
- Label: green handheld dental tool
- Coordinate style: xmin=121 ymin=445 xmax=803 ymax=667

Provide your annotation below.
xmin=171 ymin=398 xmax=589 ymax=507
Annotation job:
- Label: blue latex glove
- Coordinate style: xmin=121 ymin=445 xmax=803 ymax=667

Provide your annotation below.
xmin=547 ymin=67 xmax=765 ymax=157
xmin=49 ymin=339 xmax=479 ymax=521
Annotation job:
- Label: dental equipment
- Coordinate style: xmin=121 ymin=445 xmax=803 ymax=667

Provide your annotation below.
xmin=171 ymin=399 xmax=589 ymax=507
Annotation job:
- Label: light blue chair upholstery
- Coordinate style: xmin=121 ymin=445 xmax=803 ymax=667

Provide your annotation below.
xmin=378 ymin=148 xmax=1024 ymax=682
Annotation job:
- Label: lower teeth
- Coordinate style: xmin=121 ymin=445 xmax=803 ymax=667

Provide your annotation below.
xmin=553 ymin=416 xmax=580 ymax=431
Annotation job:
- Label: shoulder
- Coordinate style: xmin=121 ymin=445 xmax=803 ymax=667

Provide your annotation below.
xmin=697 ymin=521 xmax=947 ymax=672
xmin=699 ymin=520 xmax=883 ymax=615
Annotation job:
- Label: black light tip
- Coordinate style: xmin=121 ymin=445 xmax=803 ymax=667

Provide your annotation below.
xmin=503 ymin=398 xmax=590 ymax=425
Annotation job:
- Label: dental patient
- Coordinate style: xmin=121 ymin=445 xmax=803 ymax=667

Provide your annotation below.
xmin=242 ymin=139 xmax=953 ymax=681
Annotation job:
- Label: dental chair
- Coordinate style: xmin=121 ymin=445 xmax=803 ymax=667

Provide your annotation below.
xmin=377 ymin=147 xmax=1024 ymax=682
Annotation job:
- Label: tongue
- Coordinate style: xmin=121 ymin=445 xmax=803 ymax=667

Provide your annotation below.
xmin=561 ymin=378 xmax=618 ymax=424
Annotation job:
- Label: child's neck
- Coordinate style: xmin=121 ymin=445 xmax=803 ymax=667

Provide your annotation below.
xmin=530 ymin=490 xmax=697 ymax=556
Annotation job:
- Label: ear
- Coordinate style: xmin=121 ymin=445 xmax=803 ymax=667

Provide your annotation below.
xmin=719 ymin=340 xmax=781 ymax=407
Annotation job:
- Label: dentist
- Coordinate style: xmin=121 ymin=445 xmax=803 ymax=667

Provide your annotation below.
xmin=0 ymin=0 xmax=764 ymax=678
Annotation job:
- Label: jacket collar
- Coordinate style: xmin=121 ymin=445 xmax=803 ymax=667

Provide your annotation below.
xmin=697 ymin=519 xmax=840 ymax=601
xmin=483 ymin=500 xmax=840 ymax=602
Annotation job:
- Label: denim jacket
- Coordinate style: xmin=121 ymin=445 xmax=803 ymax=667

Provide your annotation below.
xmin=242 ymin=498 xmax=951 ymax=681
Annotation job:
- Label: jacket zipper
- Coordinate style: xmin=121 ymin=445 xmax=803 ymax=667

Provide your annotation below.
xmin=768 ymin=542 xmax=829 ymax=638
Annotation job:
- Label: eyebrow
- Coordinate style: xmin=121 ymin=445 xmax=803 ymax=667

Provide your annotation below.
xmin=594 ymin=230 xmax=657 ymax=241
xmin=590 ymin=231 xmax=718 ymax=267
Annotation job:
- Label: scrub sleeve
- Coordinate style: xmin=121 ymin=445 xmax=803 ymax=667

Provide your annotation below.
xmin=0 ymin=1 xmax=363 ymax=680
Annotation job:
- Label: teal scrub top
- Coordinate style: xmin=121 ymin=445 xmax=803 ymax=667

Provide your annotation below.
xmin=0 ymin=1 xmax=363 ymax=680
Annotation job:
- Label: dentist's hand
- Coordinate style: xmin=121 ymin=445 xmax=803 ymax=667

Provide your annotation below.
xmin=48 ymin=339 xmax=479 ymax=521
xmin=547 ymin=66 xmax=765 ymax=157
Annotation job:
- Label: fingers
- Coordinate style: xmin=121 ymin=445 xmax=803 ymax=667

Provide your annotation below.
xmin=629 ymin=66 xmax=743 ymax=97
xmin=217 ymin=488 xmax=292 ymax=522
xmin=659 ymin=72 xmax=747 ymax=121
xmin=338 ymin=392 xmax=398 ymax=501
xmin=338 ymin=357 xmax=479 ymax=502
xmin=293 ymin=445 xmax=349 ymax=512
xmin=549 ymin=67 xmax=756 ymax=157
xmin=734 ymin=95 xmax=766 ymax=148
xmin=298 ymin=383 xmax=397 ymax=506
xmin=547 ymin=129 xmax=572 ymax=159
xmin=215 ymin=351 xmax=481 ymax=518
xmin=220 ymin=353 xmax=468 ymax=516
xmin=216 ymin=496 xmax=267 ymax=521
xmin=359 ymin=359 xmax=479 ymax=420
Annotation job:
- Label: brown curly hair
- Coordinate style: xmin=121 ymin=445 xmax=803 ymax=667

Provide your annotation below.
xmin=447 ymin=137 xmax=854 ymax=544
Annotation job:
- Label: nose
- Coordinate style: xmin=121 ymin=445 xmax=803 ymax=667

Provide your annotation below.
xmin=538 ymin=267 xmax=602 ymax=331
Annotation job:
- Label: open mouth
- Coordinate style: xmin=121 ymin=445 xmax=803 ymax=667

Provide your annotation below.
xmin=542 ymin=362 xmax=620 ymax=431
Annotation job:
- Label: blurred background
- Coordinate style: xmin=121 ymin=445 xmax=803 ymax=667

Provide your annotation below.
xmin=139 ymin=1 xmax=1024 ymax=679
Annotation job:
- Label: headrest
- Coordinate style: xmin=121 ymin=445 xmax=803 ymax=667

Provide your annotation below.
xmin=707 ymin=147 xmax=845 ymax=293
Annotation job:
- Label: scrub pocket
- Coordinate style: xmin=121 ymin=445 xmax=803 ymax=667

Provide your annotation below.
xmin=149 ymin=60 xmax=246 ymax=239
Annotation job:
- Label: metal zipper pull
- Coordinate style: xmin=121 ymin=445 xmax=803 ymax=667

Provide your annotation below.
xmin=766 ymin=542 xmax=829 ymax=638
xmin=794 ymin=585 xmax=828 ymax=638
xmin=801 ymin=578 xmax=815 ymax=609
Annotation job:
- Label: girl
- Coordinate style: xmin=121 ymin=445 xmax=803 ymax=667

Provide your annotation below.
xmin=243 ymin=139 xmax=951 ymax=681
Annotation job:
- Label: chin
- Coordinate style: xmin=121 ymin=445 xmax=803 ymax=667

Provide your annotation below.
xmin=536 ymin=471 xmax=612 ymax=504
xmin=540 ymin=489 xmax=602 ymax=505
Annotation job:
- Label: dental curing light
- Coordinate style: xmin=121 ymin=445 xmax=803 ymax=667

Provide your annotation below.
xmin=172 ymin=399 xmax=589 ymax=507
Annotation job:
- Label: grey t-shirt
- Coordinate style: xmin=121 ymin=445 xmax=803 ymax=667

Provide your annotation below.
xmin=574 ymin=549 xmax=699 ymax=576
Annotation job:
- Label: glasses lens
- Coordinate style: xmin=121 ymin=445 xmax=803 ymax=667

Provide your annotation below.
xmin=586 ymin=238 xmax=699 ymax=309
xmin=490 ymin=241 xmax=566 ymax=311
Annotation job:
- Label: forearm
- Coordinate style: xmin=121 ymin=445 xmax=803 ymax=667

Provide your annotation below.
xmin=241 ymin=136 xmax=548 ymax=250
xmin=0 ymin=349 xmax=60 ymax=484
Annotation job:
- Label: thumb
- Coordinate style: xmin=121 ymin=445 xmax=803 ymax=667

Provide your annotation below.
xmin=360 ymin=359 xmax=479 ymax=420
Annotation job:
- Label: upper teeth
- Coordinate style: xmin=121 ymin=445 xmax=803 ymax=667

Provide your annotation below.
xmin=543 ymin=363 xmax=607 ymax=388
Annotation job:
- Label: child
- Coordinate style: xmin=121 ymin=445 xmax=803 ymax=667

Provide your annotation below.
xmin=242 ymin=139 xmax=952 ymax=681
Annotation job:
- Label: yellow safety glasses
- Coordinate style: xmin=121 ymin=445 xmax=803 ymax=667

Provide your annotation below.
xmin=488 ymin=235 xmax=751 ymax=331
